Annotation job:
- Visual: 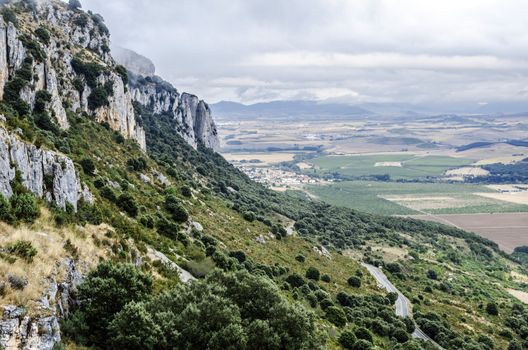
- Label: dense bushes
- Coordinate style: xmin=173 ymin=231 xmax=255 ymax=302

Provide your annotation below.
xmin=164 ymin=194 xmax=188 ymax=222
xmin=64 ymin=263 xmax=323 ymax=349
xmin=10 ymin=193 xmax=39 ymax=223
xmin=6 ymin=240 xmax=37 ymax=262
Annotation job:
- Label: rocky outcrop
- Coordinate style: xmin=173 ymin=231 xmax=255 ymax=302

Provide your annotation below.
xmin=130 ymin=74 xmax=220 ymax=151
xmin=0 ymin=127 xmax=91 ymax=210
xmin=0 ymin=259 xmax=83 ymax=350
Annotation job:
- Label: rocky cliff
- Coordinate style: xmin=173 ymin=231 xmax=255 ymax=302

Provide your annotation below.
xmin=129 ymin=73 xmax=220 ymax=150
xmin=0 ymin=1 xmax=220 ymax=153
xmin=0 ymin=125 xmax=92 ymax=210
xmin=0 ymin=0 xmax=146 ymax=149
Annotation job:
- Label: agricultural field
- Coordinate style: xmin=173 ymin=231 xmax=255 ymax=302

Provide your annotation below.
xmin=408 ymin=213 xmax=528 ymax=253
xmin=306 ymin=154 xmax=474 ymax=180
xmin=304 ymin=181 xmax=528 ymax=215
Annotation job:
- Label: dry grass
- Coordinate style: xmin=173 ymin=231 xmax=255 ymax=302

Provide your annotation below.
xmin=0 ymin=209 xmax=110 ymax=314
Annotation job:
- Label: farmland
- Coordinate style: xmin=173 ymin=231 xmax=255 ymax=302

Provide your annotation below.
xmin=307 ymin=154 xmax=473 ymax=180
xmin=408 ymin=213 xmax=528 ymax=253
xmin=305 ymin=181 xmax=528 ymax=215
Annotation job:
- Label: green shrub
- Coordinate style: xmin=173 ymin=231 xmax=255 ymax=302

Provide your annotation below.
xmin=88 ymin=86 xmax=110 ymax=110
xmin=339 ymin=329 xmax=357 ymax=349
xmin=321 ymin=274 xmax=331 ymax=283
xmin=347 ymin=276 xmax=361 ymax=288
xmin=71 ymin=262 xmax=152 ymax=346
xmin=115 ymin=65 xmax=128 ymax=85
xmin=71 ymin=57 xmax=104 ymax=89
xmin=354 ymin=327 xmax=373 ymax=342
xmin=285 ymin=273 xmax=305 ymax=288
xmin=352 ymin=339 xmax=372 ymax=350
xmin=117 ymin=193 xmax=139 ymax=217
xmin=6 ymin=240 xmax=37 ymax=262
xmin=164 ymin=195 xmax=188 ymax=222
xmin=127 ymin=157 xmax=147 ymax=171
xmin=325 ymin=306 xmax=347 ymax=327
xmin=305 ymin=266 xmax=320 ymax=281
xmin=295 ymin=254 xmax=305 ymax=263
xmin=10 ymin=193 xmax=39 ymax=223
xmin=2 ymin=8 xmax=18 ymax=26
xmin=426 ymin=269 xmax=438 ymax=280
xmin=79 ymin=158 xmax=95 ymax=176
xmin=180 ymin=186 xmax=192 ymax=198
xmin=35 ymin=27 xmax=51 ymax=45
xmin=243 ymin=211 xmax=255 ymax=222
xmin=0 ymin=194 xmax=12 ymax=223
xmin=486 ymin=302 xmax=499 ymax=316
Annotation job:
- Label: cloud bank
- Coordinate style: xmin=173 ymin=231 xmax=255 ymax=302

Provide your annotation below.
xmin=78 ymin=0 xmax=528 ymax=106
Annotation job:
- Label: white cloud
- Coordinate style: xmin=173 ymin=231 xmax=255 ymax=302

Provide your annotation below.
xmin=79 ymin=0 xmax=528 ymax=105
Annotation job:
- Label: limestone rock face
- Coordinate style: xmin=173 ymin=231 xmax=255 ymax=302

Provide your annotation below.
xmin=130 ymin=74 xmax=220 ymax=151
xmin=0 ymin=259 xmax=83 ymax=350
xmin=0 ymin=1 xmax=145 ymax=149
xmin=0 ymin=127 xmax=91 ymax=210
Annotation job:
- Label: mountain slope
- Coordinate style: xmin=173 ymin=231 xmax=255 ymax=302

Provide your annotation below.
xmin=0 ymin=2 xmax=526 ymax=350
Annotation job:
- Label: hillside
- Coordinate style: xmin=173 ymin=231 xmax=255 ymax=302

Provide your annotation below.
xmin=0 ymin=1 xmax=527 ymax=350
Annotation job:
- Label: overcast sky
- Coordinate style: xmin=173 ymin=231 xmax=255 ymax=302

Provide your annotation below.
xmin=79 ymin=0 xmax=528 ymax=106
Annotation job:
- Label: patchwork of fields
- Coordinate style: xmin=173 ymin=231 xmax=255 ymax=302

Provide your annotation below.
xmin=308 ymin=154 xmax=474 ymax=180
xmin=305 ymin=181 xmax=528 ymax=215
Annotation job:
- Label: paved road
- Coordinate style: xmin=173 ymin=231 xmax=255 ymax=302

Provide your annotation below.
xmin=362 ymin=263 xmax=443 ymax=348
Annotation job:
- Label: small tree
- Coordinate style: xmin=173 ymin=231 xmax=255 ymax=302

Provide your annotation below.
xmin=10 ymin=193 xmax=39 ymax=223
xmin=426 ymin=269 xmax=438 ymax=280
xmin=325 ymin=306 xmax=347 ymax=327
xmin=305 ymin=267 xmax=320 ymax=281
xmin=80 ymin=158 xmax=95 ymax=176
xmin=117 ymin=193 xmax=139 ymax=217
xmin=486 ymin=302 xmax=499 ymax=316
xmin=339 ymin=329 xmax=357 ymax=349
xmin=165 ymin=195 xmax=189 ymax=222
xmin=348 ymin=276 xmax=361 ymax=288
xmin=321 ymin=274 xmax=331 ymax=283
xmin=0 ymin=194 xmax=12 ymax=223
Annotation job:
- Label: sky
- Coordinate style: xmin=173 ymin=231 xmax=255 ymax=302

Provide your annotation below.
xmin=78 ymin=0 xmax=528 ymax=106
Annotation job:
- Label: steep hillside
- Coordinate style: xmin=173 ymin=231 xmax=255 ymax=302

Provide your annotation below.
xmin=0 ymin=1 xmax=527 ymax=350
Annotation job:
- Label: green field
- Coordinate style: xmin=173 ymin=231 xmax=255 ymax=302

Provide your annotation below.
xmin=308 ymin=154 xmax=473 ymax=180
xmin=304 ymin=181 xmax=528 ymax=215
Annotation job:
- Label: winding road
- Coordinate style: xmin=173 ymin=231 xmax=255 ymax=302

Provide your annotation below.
xmin=362 ymin=263 xmax=443 ymax=348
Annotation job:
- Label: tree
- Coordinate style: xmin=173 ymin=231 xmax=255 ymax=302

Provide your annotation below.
xmin=392 ymin=328 xmax=409 ymax=343
xmin=108 ymin=302 xmax=162 ymax=350
xmin=387 ymin=292 xmax=398 ymax=304
xmin=325 ymin=306 xmax=347 ymax=327
xmin=352 ymin=339 xmax=373 ymax=350
xmin=348 ymin=276 xmax=361 ymax=288
xmin=339 ymin=329 xmax=357 ymax=349
xmin=285 ymin=273 xmax=305 ymax=288
xmin=68 ymin=0 xmax=82 ymax=10
xmin=73 ymin=262 xmax=152 ymax=347
xmin=486 ymin=302 xmax=499 ymax=316
xmin=305 ymin=267 xmax=320 ymax=281
xmin=354 ymin=327 xmax=373 ymax=342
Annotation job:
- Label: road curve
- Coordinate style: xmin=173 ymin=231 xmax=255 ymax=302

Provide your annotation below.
xmin=361 ymin=263 xmax=444 ymax=348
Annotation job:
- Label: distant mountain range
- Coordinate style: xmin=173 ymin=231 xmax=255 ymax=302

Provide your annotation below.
xmin=211 ymin=100 xmax=528 ymax=120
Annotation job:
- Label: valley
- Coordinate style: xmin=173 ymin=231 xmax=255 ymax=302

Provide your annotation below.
xmin=216 ymin=111 xmax=528 ymax=251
